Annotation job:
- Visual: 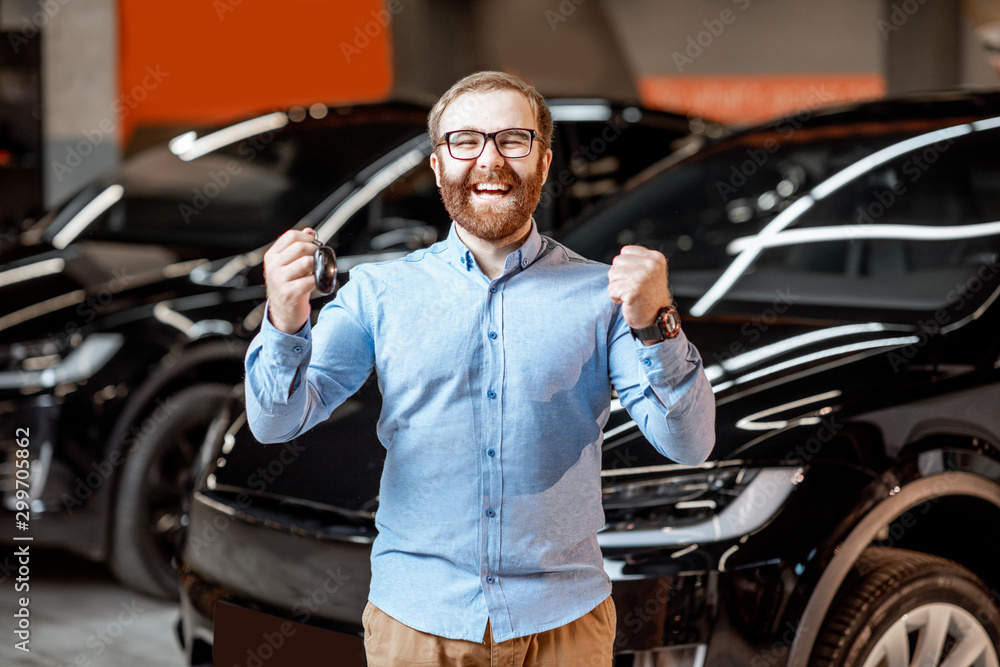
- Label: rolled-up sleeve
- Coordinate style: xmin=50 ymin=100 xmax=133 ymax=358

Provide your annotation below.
xmin=607 ymin=309 xmax=716 ymax=466
xmin=244 ymin=273 xmax=376 ymax=443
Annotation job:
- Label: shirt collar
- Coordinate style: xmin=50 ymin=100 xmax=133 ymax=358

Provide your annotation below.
xmin=446 ymin=218 xmax=545 ymax=276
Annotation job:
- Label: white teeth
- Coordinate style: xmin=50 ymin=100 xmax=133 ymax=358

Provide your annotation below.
xmin=474 ymin=183 xmax=510 ymax=192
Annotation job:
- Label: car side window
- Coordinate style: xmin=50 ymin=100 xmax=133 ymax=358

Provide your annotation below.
xmin=743 ymin=129 xmax=1000 ymax=312
xmin=332 ymin=160 xmax=452 ymax=257
xmin=562 ymin=125 xmax=1000 ymax=321
xmin=560 ymin=149 xmax=795 ymax=293
xmin=76 ymin=121 xmax=426 ymax=253
xmin=540 ymin=119 xmax=692 ymax=235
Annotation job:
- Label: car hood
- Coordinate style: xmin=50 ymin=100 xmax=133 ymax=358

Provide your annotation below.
xmin=199 ymin=313 xmax=943 ymax=519
xmin=0 ymin=239 xmax=202 ymax=343
xmin=679 ymin=317 xmax=926 ymax=449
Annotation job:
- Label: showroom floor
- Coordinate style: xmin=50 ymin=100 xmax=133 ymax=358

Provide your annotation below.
xmin=0 ymin=549 xmax=183 ymax=666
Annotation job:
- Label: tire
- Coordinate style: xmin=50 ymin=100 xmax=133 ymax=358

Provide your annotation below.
xmin=109 ymin=383 xmax=233 ymax=599
xmin=811 ymin=546 xmax=1000 ymax=667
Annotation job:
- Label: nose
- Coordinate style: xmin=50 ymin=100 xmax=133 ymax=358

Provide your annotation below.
xmin=475 ymin=136 xmax=505 ymax=170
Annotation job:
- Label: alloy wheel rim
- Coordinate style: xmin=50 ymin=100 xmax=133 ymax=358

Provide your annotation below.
xmin=144 ymin=428 xmax=199 ymax=562
xmin=862 ymin=602 xmax=999 ymax=667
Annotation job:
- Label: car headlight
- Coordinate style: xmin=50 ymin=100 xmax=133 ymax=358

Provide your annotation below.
xmin=0 ymin=334 xmax=123 ymax=389
xmin=602 ymin=464 xmax=751 ymax=530
xmin=0 ymin=334 xmax=80 ymax=373
xmin=598 ymin=464 xmax=804 ymax=548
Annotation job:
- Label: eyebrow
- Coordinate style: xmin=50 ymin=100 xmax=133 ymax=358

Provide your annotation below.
xmin=446 ymin=126 xmax=535 ymax=133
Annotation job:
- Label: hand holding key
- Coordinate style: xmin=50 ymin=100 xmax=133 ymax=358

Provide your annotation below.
xmin=263 ymin=228 xmax=337 ymax=334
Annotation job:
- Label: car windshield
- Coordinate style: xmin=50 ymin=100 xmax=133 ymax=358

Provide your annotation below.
xmin=43 ymin=114 xmax=426 ymax=254
xmin=562 ymin=118 xmax=1000 ymax=322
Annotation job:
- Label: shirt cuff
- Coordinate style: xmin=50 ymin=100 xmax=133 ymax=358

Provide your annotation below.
xmin=633 ymin=329 xmax=703 ymax=385
xmin=260 ymin=301 xmax=313 ymax=366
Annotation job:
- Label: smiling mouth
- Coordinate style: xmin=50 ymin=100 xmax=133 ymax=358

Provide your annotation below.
xmin=472 ymin=182 xmax=512 ymax=199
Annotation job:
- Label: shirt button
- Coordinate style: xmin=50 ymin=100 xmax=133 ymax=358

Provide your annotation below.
xmin=486 ymin=509 xmax=495 ymax=517
xmin=643 ymin=359 xmax=652 ymax=366
xmin=486 ymin=576 xmax=494 ymax=584
xmin=487 ymin=390 xmax=496 ymax=399
xmin=489 ymin=285 xmax=497 ymax=293
xmin=487 ymin=448 xmax=495 ymax=457
xmin=521 ymin=259 xmax=529 ymax=268
xmin=489 ymin=331 xmax=497 ymax=340
xmin=293 ymin=346 xmax=303 ymax=353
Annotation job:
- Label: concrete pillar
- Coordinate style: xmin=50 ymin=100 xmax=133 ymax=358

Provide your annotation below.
xmin=883 ymin=0 xmax=962 ymax=94
xmin=0 ymin=0 xmax=43 ymax=28
xmin=40 ymin=0 xmax=119 ymax=208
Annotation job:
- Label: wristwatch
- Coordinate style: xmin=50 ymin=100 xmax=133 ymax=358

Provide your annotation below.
xmin=630 ymin=305 xmax=681 ymax=342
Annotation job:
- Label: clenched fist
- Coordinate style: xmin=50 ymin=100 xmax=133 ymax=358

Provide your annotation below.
xmin=263 ymin=227 xmax=320 ymax=334
xmin=607 ymin=245 xmax=672 ymax=337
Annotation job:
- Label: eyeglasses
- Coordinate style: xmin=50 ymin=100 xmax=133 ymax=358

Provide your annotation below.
xmin=438 ymin=128 xmax=537 ymax=160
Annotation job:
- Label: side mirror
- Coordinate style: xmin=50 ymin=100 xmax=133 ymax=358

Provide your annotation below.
xmin=312 ymin=239 xmax=337 ymax=295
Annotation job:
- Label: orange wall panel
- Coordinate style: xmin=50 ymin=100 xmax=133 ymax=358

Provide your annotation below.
xmin=117 ymin=0 xmax=393 ymax=141
xmin=639 ymin=74 xmax=885 ymax=126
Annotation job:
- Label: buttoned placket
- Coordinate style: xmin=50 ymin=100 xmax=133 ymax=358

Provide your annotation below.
xmin=474 ymin=246 xmax=534 ymax=640
xmin=481 ymin=264 xmax=506 ymax=637
xmin=447 ymin=228 xmax=542 ymax=640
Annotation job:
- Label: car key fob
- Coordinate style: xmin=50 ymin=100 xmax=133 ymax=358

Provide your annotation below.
xmin=312 ymin=239 xmax=337 ymax=295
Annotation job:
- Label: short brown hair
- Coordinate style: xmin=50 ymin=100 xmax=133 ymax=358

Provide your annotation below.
xmin=428 ymin=71 xmax=553 ymax=151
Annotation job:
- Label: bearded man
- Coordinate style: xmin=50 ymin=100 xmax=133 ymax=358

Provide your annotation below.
xmin=245 ymin=71 xmax=715 ymax=666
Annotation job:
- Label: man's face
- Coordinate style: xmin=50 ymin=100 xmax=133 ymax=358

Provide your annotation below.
xmin=430 ymin=89 xmax=553 ymax=242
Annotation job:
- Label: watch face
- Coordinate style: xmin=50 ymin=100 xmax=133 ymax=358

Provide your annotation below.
xmin=659 ymin=307 xmax=681 ymax=336
xmin=631 ymin=306 xmax=681 ymax=341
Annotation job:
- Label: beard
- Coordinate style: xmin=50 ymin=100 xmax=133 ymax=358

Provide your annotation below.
xmin=438 ymin=156 xmax=547 ymax=242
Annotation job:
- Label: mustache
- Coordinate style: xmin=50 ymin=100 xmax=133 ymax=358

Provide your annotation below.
xmin=463 ymin=167 xmax=520 ymax=188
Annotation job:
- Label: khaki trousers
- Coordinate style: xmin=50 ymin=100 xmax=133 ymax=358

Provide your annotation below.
xmin=362 ymin=595 xmax=616 ymax=667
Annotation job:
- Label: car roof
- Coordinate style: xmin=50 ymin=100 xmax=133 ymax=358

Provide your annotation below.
xmin=741 ymin=88 xmax=1000 ymax=135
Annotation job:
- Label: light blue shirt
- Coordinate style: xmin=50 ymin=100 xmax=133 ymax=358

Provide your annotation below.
xmin=244 ymin=221 xmax=715 ymax=643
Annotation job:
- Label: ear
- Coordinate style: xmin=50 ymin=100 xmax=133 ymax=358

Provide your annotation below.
xmin=430 ymin=151 xmax=442 ymax=188
xmin=541 ymin=147 xmax=553 ymax=183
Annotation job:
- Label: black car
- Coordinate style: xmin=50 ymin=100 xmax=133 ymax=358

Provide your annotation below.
xmin=178 ymin=90 xmax=1000 ymax=667
xmin=0 ymin=99 xmax=707 ymax=599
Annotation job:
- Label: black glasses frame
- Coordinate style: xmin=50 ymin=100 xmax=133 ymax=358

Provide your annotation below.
xmin=437 ymin=128 xmax=538 ymax=160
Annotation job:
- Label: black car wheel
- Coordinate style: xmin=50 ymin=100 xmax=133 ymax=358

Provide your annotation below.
xmin=109 ymin=383 xmax=233 ymax=599
xmin=811 ymin=547 xmax=1000 ymax=667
